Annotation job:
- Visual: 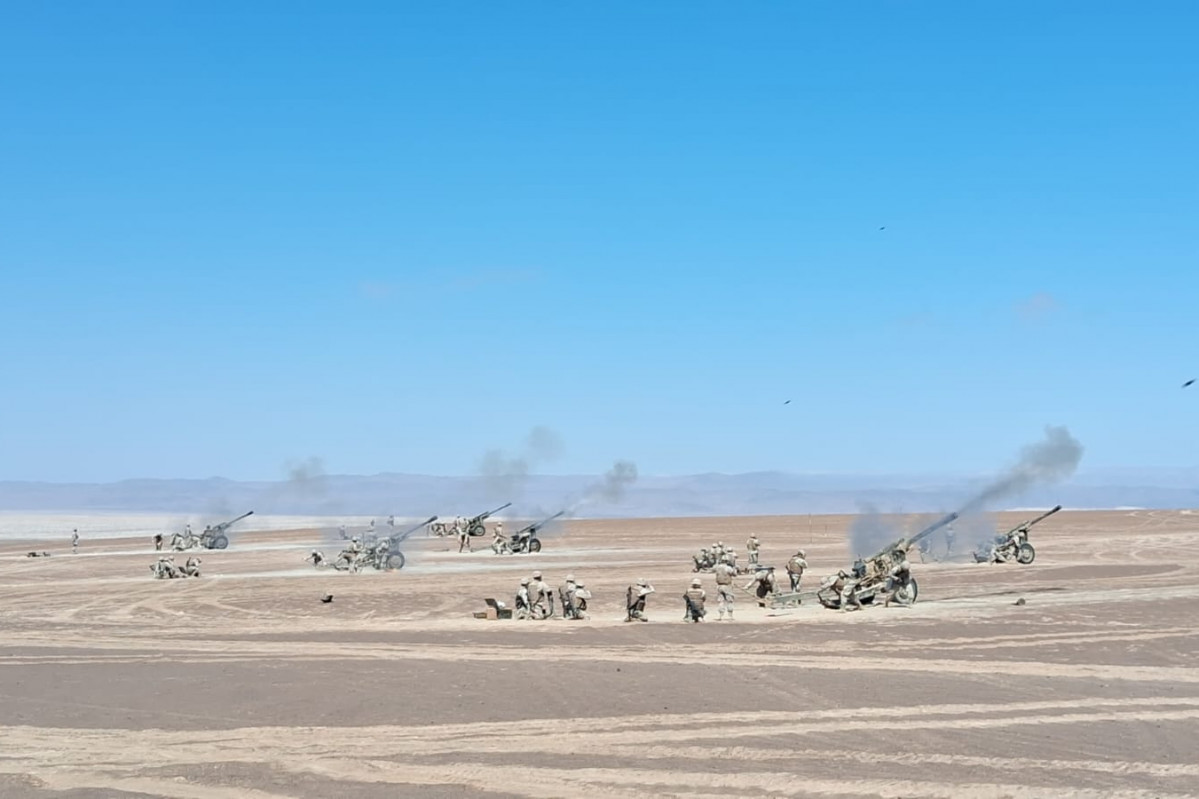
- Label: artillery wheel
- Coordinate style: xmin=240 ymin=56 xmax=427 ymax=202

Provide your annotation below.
xmin=894 ymin=577 xmax=919 ymax=605
xmin=387 ymin=552 xmax=406 ymax=570
xmin=1016 ymin=543 xmax=1036 ymax=565
xmin=468 ymin=522 xmax=486 ymax=537
xmin=528 ymin=538 xmax=542 ymax=553
xmin=212 ymin=535 xmax=229 ymax=550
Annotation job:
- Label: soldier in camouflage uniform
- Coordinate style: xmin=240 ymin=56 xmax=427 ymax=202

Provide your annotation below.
xmin=745 ymin=535 xmax=761 ymax=567
xmin=684 ymin=577 xmax=707 ymax=622
xmin=712 ymin=560 xmax=736 ymax=620
xmin=786 ymin=549 xmax=808 ymax=593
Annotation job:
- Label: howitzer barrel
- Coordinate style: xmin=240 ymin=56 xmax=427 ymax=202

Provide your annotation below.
xmin=518 ymin=510 xmax=566 ymax=536
xmin=907 ymin=511 xmax=959 ymax=548
xmin=210 ymin=511 xmax=254 ymax=531
xmin=1025 ymin=505 xmax=1062 ymax=527
xmin=471 ymin=502 xmax=512 ymax=523
xmin=394 ymin=515 xmax=439 ymax=544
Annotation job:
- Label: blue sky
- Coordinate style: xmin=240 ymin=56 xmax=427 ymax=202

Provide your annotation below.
xmin=1 ymin=2 xmax=1196 ymax=482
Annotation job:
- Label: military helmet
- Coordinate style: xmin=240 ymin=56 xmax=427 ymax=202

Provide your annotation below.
xmin=637 ymin=578 xmax=647 ymax=587
xmin=565 ymin=573 xmax=576 ymax=582
xmin=575 ymin=579 xmax=585 ymax=586
xmin=796 ymin=549 xmax=806 ymax=558
xmin=690 ymin=578 xmax=702 ymax=587
xmin=532 ymin=570 xmax=542 ymax=579
xmin=520 ymin=577 xmax=530 ymax=585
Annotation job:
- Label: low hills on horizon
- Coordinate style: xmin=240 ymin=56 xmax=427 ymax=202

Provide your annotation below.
xmin=0 ymin=468 xmax=1195 ymax=518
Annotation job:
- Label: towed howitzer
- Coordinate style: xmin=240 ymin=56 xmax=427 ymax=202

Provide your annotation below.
xmin=199 ymin=511 xmax=253 ymax=550
xmin=467 ymin=502 xmax=512 ymax=536
xmin=509 ymin=511 xmax=565 ymax=554
xmin=974 ymin=505 xmax=1061 ymax=565
xmin=820 ymin=511 xmax=958 ymax=610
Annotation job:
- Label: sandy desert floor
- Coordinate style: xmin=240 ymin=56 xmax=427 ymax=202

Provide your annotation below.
xmin=1 ymin=510 xmax=1198 ymax=798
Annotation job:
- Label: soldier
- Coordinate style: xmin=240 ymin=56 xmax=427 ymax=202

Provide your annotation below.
xmin=367 ymin=519 xmax=376 ymax=534
xmin=742 ymin=566 xmax=778 ymax=607
xmin=786 ymin=549 xmax=808 ymax=593
xmin=723 ymin=547 xmax=739 ymax=572
xmin=559 ymin=574 xmax=580 ymax=619
xmin=386 ymin=515 xmax=395 ymax=528
xmin=838 ymin=568 xmax=862 ymax=612
xmin=693 ymin=546 xmax=710 ymax=572
xmin=529 ymin=570 xmax=552 ymax=619
xmin=572 ymin=579 xmax=592 ymax=620
xmin=711 ymin=541 xmax=724 ymax=562
xmin=883 ymin=549 xmax=913 ymax=607
xmin=746 ymin=535 xmax=761 ymax=567
xmin=338 ymin=524 xmax=348 ymax=540
xmin=375 ymin=537 xmax=391 ymax=568
xmin=684 ymin=578 xmax=707 ymax=622
xmin=515 ymin=577 xmax=532 ymax=620
xmin=308 ymin=550 xmax=326 ymax=567
xmin=457 ymin=517 xmax=472 ymax=553
xmin=153 ymin=533 xmax=163 ymax=552
xmin=183 ymin=556 xmax=202 ymax=577
xmin=712 ymin=560 xmax=736 ymax=620
xmin=71 ymin=529 xmax=79 ymax=553
xmin=625 ymin=579 xmax=655 ymax=622
xmin=491 ymin=523 xmax=510 ymax=555
xmin=944 ymin=523 xmax=957 ymax=558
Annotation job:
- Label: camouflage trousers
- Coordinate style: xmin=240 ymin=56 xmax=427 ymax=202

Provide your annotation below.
xmin=715 ymin=585 xmax=735 ymax=618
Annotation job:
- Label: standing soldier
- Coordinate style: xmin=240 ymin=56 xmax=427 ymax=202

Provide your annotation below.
xmin=683 ymin=578 xmax=707 ymax=622
xmin=625 ymin=579 xmax=656 ymax=622
xmin=883 ymin=549 xmax=914 ymax=607
xmin=712 ymin=560 xmax=737 ymax=620
xmin=786 ymin=549 xmax=808 ymax=593
xmin=71 ymin=529 xmax=79 ymax=553
xmin=386 ymin=515 xmax=395 ymax=528
xmin=338 ymin=524 xmax=348 ymax=540
xmin=457 ymin=517 xmax=472 ymax=553
xmin=723 ymin=547 xmax=739 ymax=572
xmin=153 ymin=532 xmax=164 ymax=552
xmin=746 ymin=535 xmax=761 ymax=567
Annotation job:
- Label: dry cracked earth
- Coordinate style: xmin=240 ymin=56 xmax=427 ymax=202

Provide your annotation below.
xmin=1 ymin=510 xmax=1197 ymax=798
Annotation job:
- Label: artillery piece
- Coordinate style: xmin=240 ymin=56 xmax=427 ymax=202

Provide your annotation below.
xmin=198 ymin=511 xmax=253 ymax=550
xmin=313 ymin=515 xmax=439 ymax=572
xmin=427 ymin=503 xmax=511 ymax=537
xmin=974 ymin=505 xmax=1061 ymax=565
xmin=817 ymin=512 xmax=958 ymax=610
xmin=508 ymin=511 xmax=564 ymax=554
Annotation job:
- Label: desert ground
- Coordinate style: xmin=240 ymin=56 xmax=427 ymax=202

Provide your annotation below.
xmin=1 ymin=510 xmax=1197 ymax=798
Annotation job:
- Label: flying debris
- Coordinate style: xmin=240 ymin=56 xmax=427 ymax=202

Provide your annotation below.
xmin=783 ymin=399 xmax=791 ymax=405
xmin=1183 ymin=379 xmax=1195 ymax=388
xmin=878 ymin=226 xmax=886 ymax=231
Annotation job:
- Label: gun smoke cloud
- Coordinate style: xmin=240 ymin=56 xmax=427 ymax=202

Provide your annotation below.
xmin=477 ymin=426 xmax=564 ymax=499
xmin=571 ymin=460 xmax=640 ymax=513
xmin=960 ymin=425 xmax=1083 ymax=513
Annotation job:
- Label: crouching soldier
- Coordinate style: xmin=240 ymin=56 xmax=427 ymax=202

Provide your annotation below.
xmin=571 ymin=579 xmax=591 ymax=619
xmin=683 ymin=578 xmax=707 ymax=622
xmin=743 ymin=566 xmax=779 ymax=607
xmin=883 ymin=549 xmax=914 ymax=607
xmin=625 ymin=579 xmax=655 ymax=622
xmin=308 ymin=550 xmax=326 ymax=568
xmin=529 ymin=570 xmax=553 ymax=619
xmin=182 ymin=556 xmax=202 ymax=577
xmin=515 ymin=577 xmax=532 ymax=620
xmin=559 ymin=574 xmax=580 ymax=620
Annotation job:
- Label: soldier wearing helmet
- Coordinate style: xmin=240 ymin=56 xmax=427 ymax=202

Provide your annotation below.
xmin=529 ymin=571 xmax=552 ymax=619
xmin=515 ymin=577 xmax=532 ymax=619
xmin=745 ymin=534 xmax=761 ymax=567
xmin=684 ymin=577 xmax=707 ymax=623
xmin=572 ymin=578 xmax=591 ymax=619
xmin=559 ymin=573 xmax=581 ymax=620
xmin=712 ymin=559 xmax=737 ymax=620
xmin=742 ymin=565 xmax=779 ymax=607
xmin=786 ymin=549 xmax=809 ymax=593
xmin=625 ymin=578 xmax=656 ymax=622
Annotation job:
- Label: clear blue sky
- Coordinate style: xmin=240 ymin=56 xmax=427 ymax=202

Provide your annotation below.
xmin=1 ymin=2 xmax=1196 ymax=482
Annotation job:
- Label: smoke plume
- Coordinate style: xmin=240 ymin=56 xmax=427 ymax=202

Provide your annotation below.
xmin=847 ymin=504 xmax=904 ymax=559
xmin=960 ymin=425 xmax=1083 ymax=513
xmin=477 ymin=426 xmax=564 ymax=499
xmin=570 ymin=460 xmax=640 ymax=513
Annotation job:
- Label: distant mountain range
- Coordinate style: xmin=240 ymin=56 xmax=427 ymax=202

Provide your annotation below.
xmin=0 ymin=469 xmax=1195 ymax=518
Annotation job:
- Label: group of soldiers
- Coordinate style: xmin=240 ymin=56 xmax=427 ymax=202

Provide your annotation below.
xmin=150 ymin=555 xmax=202 ymax=579
xmin=309 ymin=534 xmax=394 ymax=572
xmin=680 ymin=544 xmax=811 ymax=621
xmin=513 ymin=570 xmax=592 ymax=620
